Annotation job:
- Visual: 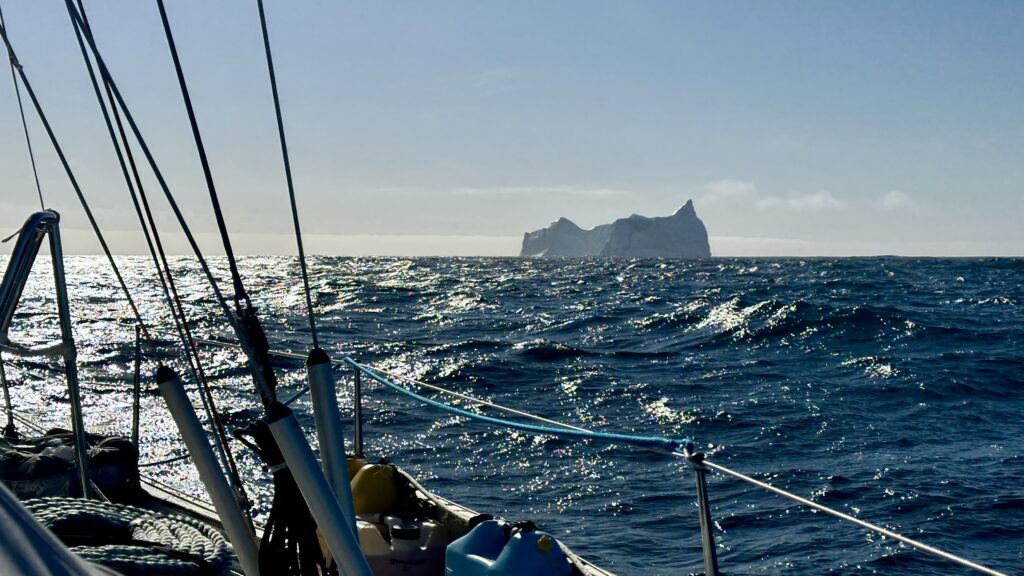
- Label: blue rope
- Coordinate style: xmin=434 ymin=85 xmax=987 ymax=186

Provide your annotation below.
xmin=344 ymin=359 xmax=687 ymax=453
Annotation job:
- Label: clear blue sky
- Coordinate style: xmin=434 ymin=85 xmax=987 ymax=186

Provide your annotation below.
xmin=2 ymin=1 xmax=1022 ymax=255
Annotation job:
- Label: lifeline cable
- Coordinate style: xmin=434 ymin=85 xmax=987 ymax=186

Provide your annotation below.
xmin=256 ymin=0 xmax=320 ymax=349
xmin=700 ymin=460 xmax=1007 ymax=576
xmin=0 ymin=3 xmax=44 ymax=210
xmin=350 ymin=356 xmax=1007 ymax=569
xmin=67 ymin=0 xmax=249 ymax=514
xmin=346 ymin=358 xmax=687 ymax=452
xmin=127 ymin=334 xmax=1015 ymax=575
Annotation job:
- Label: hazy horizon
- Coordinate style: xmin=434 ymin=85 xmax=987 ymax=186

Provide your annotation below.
xmin=12 ymin=223 xmax=1021 ymax=258
xmin=3 ymin=2 xmax=1022 ymax=258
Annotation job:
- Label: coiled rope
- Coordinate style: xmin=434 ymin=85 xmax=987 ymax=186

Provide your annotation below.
xmin=24 ymin=497 xmax=231 ymax=576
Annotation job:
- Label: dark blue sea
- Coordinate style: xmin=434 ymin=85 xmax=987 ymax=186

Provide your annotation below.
xmin=4 ymin=256 xmax=1022 ymax=575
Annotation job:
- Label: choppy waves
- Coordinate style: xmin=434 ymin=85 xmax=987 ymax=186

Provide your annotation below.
xmin=2 ymin=256 xmax=1022 ymax=574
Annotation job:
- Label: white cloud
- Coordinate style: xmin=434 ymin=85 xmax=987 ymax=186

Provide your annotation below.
xmin=696 ymin=180 xmax=845 ymax=212
xmin=756 ymin=190 xmax=846 ymax=211
xmin=453 ymin=185 xmax=628 ymax=197
xmin=879 ymin=190 xmax=915 ymax=210
xmin=698 ymin=180 xmax=757 ymax=203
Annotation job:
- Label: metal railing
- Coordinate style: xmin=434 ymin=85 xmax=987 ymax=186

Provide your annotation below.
xmin=345 ymin=360 xmax=1008 ymax=576
xmin=146 ymin=336 xmax=1010 ymax=575
xmin=1 ymin=211 xmax=92 ymax=499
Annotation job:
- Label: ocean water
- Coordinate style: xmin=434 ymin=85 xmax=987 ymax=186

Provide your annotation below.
xmin=2 ymin=256 xmax=1022 ymax=575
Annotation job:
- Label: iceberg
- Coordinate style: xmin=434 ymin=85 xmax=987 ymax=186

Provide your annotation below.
xmin=520 ymin=200 xmax=711 ymax=258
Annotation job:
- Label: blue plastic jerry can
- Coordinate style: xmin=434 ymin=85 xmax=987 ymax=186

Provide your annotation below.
xmin=445 ymin=520 xmax=572 ymax=576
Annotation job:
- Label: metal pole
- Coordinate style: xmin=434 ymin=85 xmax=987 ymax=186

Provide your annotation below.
xmin=352 ymin=366 xmax=364 ymax=458
xmin=48 ymin=224 xmax=91 ymax=499
xmin=1 ymin=353 xmax=16 ymax=438
xmin=130 ymin=324 xmax=141 ymax=447
xmin=685 ymin=443 xmax=719 ymax=576
xmin=307 ymin=348 xmax=358 ymax=538
xmin=157 ymin=366 xmax=261 ymax=576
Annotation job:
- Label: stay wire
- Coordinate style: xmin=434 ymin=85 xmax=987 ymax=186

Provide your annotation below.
xmin=0 ymin=3 xmax=44 ymax=210
xmin=69 ymin=0 xmax=191 ymax=370
xmin=154 ymin=0 xmax=248 ymax=312
xmin=62 ymin=0 xmax=247 ymax=377
xmin=68 ymin=0 xmax=249 ymax=512
xmin=151 ymin=0 xmax=278 ymax=410
xmin=67 ymin=0 xmax=282 ymax=413
xmin=0 ymin=14 xmax=151 ymax=346
xmin=255 ymin=0 xmax=319 ymax=349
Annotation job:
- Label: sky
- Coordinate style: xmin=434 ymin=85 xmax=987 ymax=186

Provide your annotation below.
xmin=1 ymin=1 xmax=1022 ymax=256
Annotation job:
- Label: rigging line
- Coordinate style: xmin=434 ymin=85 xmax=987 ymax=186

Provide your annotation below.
xmin=62 ymin=0 xmax=249 ymax=375
xmin=138 ymin=336 xmax=1014 ymax=575
xmin=64 ymin=0 xmax=166 ymax=349
xmin=69 ymin=0 xmax=203 ymax=395
xmin=364 ymin=362 xmax=1007 ymax=576
xmin=0 ymin=16 xmax=152 ymax=344
xmin=154 ymin=0 xmax=248 ymax=311
xmin=148 ymin=0 xmax=278 ymax=409
xmin=255 ymin=0 xmax=319 ymax=349
xmin=68 ymin=0 xmax=248 ymax=503
xmin=354 ymin=360 xmax=1008 ymax=576
xmin=701 ymin=460 xmax=1007 ymax=576
xmin=0 ymin=3 xmax=44 ymax=210
xmin=347 ymin=359 xmax=686 ymax=452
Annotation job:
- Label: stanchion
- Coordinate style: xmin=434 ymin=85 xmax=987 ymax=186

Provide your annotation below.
xmin=352 ymin=366 xmax=364 ymax=458
xmin=685 ymin=442 xmax=720 ymax=576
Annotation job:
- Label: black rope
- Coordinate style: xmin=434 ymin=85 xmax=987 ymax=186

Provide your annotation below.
xmin=235 ymin=421 xmax=333 ymax=576
xmin=154 ymin=0 xmax=249 ymax=311
xmin=0 ymin=3 xmax=44 ymax=211
xmin=0 ymin=12 xmax=151 ymax=344
xmin=256 ymin=0 xmax=319 ymax=349
xmin=68 ymin=0 xmax=253 ymax=518
xmin=131 ymin=324 xmax=141 ymax=447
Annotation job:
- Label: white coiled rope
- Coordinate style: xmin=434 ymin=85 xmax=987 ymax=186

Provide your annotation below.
xmin=24 ymin=497 xmax=231 ymax=576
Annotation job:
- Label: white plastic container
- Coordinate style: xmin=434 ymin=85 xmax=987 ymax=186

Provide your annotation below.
xmin=357 ymin=518 xmax=447 ymax=576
